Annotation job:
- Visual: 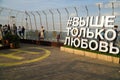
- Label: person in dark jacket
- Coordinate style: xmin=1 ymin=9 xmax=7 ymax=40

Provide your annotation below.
xmin=21 ymin=26 xmax=25 ymax=39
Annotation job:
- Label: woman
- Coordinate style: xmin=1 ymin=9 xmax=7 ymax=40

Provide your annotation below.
xmin=40 ymin=26 xmax=45 ymax=40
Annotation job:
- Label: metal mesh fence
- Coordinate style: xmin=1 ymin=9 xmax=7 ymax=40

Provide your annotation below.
xmin=0 ymin=2 xmax=120 ymax=44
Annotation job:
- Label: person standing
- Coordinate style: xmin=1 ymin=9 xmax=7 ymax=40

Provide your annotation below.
xmin=18 ymin=26 xmax=22 ymax=37
xmin=3 ymin=24 xmax=8 ymax=35
xmin=57 ymin=33 xmax=60 ymax=42
xmin=13 ymin=24 xmax=17 ymax=35
xmin=21 ymin=26 xmax=25 ymax=39
xmin=40 ymin=26 xmax=45 ymax=40
xmin=7 ymin=24 xmax=11 ymax=33
xmin=0 ymin=24 xmax=3 ymax=40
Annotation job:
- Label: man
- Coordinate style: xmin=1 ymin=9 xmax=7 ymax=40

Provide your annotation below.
xmin=21 ymin=26 xmax=25 ymax=39
xmin=13 ymin=24 xmax=17 ymax=35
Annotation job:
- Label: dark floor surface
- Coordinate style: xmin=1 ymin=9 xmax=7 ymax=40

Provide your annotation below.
xmin=0 ymin=44 xmax=120 ymax=80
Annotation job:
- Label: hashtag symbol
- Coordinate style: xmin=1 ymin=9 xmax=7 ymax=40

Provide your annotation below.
xmin=67 ymin=17 xmax=73 ymax=27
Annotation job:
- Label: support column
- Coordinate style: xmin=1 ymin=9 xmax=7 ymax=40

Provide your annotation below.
xmin=57 ymin=9 xmax=62 ymax=32
xmin=25 ymin=11 xmax=32 ymax=30
xmin=112 ymin=2 xmax=114 ymax=15
xmin=42 ymin=11 xmax=48 ymax=31
xmin=74 ymin=7 xmax=78 ymax=17
xmin=65 ymin=8 xmax=69 ymax=19
xmin=31 ymin=12 xmax=38 ymax=31
xmin=36 ymin=11 xmax=42 ymax=26
xmin=49 ymin=10 xmax=55 ymax=31
xmin=85 ymin=6 xmax=89 ymax=16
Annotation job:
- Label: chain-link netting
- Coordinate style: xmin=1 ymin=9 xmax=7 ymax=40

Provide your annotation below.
xmin=0 ymin=2 xmax=120 ymax=44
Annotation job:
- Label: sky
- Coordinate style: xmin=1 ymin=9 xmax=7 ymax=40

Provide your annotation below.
xmin=0 ymin=0 xmax=114 ymax=11
xmin=0 ymin=0 xmax=120 ymax=32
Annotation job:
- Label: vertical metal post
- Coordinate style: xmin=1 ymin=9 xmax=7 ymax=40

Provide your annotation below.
xmin=25 ymin=17 xmax=28 ymax=30
xmin=85 ymin=6 xmax=88 ymax=16
xmin=0 ymin=8 xmax=3 ymax=15
xmin=25 ymin=17 xmax=28 ymax=28
xmin=98 ymin=4 xmax=101 ymax=16
xmin=36 ymin=11 xmax=42 ymax=26
xmin=10 ymin=16 xmax=16 ymax=25
xmin=112 ymin=2 xmax=114 ymax=15
xmin=21 ymin=13 xmax=24 ymax=26
xmin=0 ymin=8 xmax=3 ymax=27
xmin=65 ymin=8 xmax=69 ymax=19
xmin=15 ymin=11 xmax=19 ymax=25
xmin=49 ymin=10 xmax=55 ymax=31
xmin=8 ymin=10 xmax=12 ymax=25
xmin=57 ymin=9 xmax=62 ymax=32
xmin=25 ymin=11 xmax=32 ymax=30
xmin=25 ymin=17 xmax=28 ymax=39
xmin=31 ymin=12 xmax=38 ymax=31
xmin=74 ymin=7 xmax=78 ymax=17
xmin=0 ymin=7 xmax=3 ymax=39
xmin=42 ymin=11 xmax=48 ymax=31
